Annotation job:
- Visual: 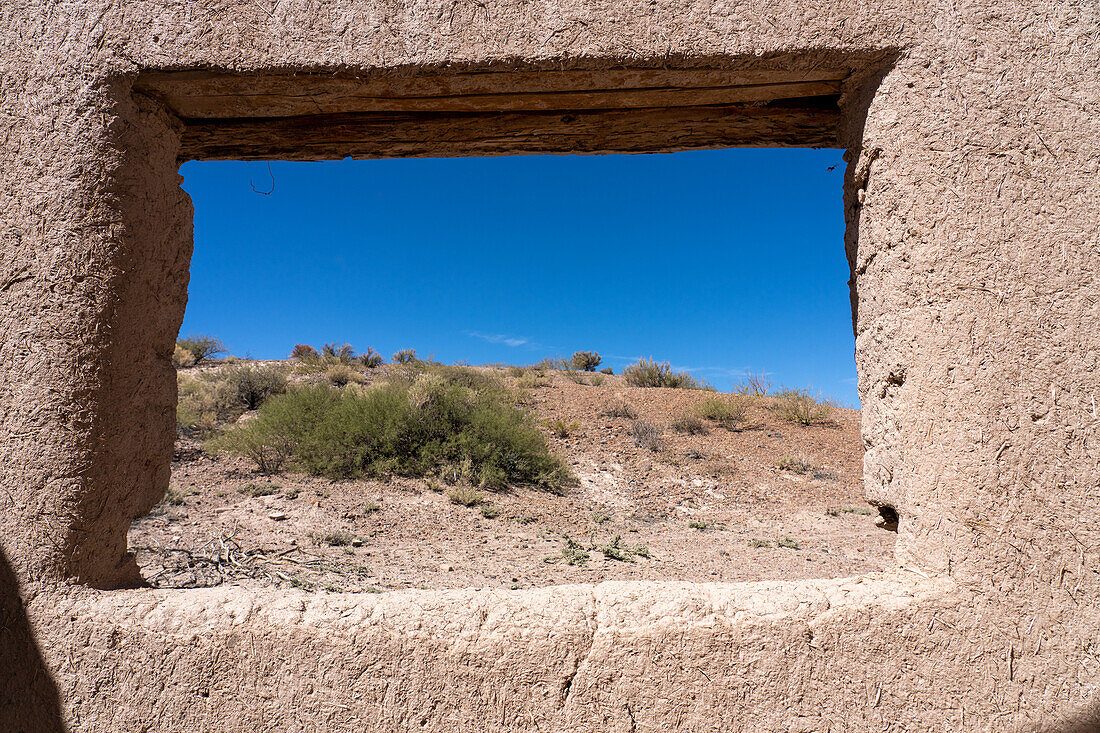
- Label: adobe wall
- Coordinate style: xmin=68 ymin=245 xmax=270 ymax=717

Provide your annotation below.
xmin=1 ymin=0 xmax=1097 ymax=730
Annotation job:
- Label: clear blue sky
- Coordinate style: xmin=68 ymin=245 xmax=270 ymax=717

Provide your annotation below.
xmin=180 ymin=148 xmax=859 ymax=405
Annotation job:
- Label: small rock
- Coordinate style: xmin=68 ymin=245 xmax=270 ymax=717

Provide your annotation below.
xmin=267 ymin=512 xmax=287 ymax=521
xmin=351 ymin=538 xmax=363 ymax=547
xmin=439 ymin=563 xmax=455 ymax=572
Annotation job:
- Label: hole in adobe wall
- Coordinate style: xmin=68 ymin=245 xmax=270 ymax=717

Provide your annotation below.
xmin=127 ymin=147 xmax=894 ymax=593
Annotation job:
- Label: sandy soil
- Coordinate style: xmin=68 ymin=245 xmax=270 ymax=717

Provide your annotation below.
xmin=129 ymin=365 xmax=893 ymax=593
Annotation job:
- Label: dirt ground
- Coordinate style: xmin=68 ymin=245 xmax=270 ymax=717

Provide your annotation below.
xmin=130 ymin=365 xmax=893 ymax=593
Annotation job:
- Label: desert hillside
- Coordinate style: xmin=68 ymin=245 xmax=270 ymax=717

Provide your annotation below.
xmin=130 ymin=356 xmax=891 ymax=593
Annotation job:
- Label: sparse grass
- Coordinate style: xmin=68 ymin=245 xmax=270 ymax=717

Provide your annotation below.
xmin=599 ymin=534 xmax=649 ymax=561
xmin=569 ymin=351 xmax=602 ymax=372
xmin=361 ymin=501 xmax=381 ymax=514
xmin=161 ymin=485 xmax=195 ymax=506
xmin=311 ymin=531 xmax=354 ymax=547
xmin=210 ymin=365 xmax=575 ymax=492
xmin=561 ymin=366 xmax=588 ymax=384
xmin=592 ymin=512 xmax=611 ymax=525
xmin=693 ymin=395 xmax=750 ymax=429
xmin=176 ymin=335 xmax=226 ymax=366
xmin=749 ymin=538 xmax=771 ymax=548
xmin=239 ymin=482 xmax=280 ymax=497
xmin=778 ymin=536 xmax=802 ymax=550
xmin=670 ymin=415 xmax=709 ymax=435
xmin=826 ymin=506 xmax=874 ymax=517
xmin=630 ymin=420 xmax=663 ymax=451
xmin=515 ymin=372 xmax=551 ymax=389
xmin=776 ymin=455 xmax=814 ymax=474
xmin=546 ymin=418 xmax=580 ymax=438
xmin=771 ymin=388 xmax=832 ymax=425
xmin=283 ymin=488 xmax=299 ymax=499
xmin=479 ymin=504 xmax=500 ymax=519
xmin=447 ymin=485 xmax=484 ymax=507
xmin=688 ymin=520 xmax=709 ymax=530
xmin=622 ymin=358 xmax=700 ymax=389
xmin=812 ymin=468 xmax=840 ymax=482
xmin=589 ymin=374 xmax=605 ymax=387
xmin=514 ymin=515 xmax=537 ymax=525
xmin=601 ymin=399 xmax=637 ymax=420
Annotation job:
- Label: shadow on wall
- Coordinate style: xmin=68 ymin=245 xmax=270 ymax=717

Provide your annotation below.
xmin=0 ymin=547 xmax=66 ymax=733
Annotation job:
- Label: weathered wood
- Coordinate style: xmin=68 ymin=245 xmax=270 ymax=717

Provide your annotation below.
xmin=178 ymin=104 xmax=840 ymax=161
xmin=138 ymin=68 xmax=848 ymax=118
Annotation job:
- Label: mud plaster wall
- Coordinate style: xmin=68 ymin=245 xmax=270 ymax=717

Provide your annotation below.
xmin=1 ymin=0 xmax=1098 ymax=730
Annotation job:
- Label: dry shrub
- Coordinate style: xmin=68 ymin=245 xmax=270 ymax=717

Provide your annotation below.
xmin=447 ymin=485 xmax=484 ymax=507
xmin=176 ymin=335 xmax=226 ymax=365
xmin=325 ymin=364 xmax=364 ymax=387
xmin=771 ymin=388 xmax=831 ymax=425
xmin=600 ymin=399 xmax=637 ymax=419
xmin=173 ymin=344 xmax=196 ymax=369
xmin=291 ymin=344 xmax=319 ymax=360
xmin=670 ymin=415 xmax=709 ymax=435
xmin=392 ymin=348 xmax=418 ymax=364
xmin=694 ymin=395 xmax=751 ymax=429
xmin=776 ymin=455 xmax=814 ymax=474
xmin=733 ymin=370 xmax=772 ymax=396
xmin=622 ymin=358 xmax=700 ymax=389
xmin=631 ymin=420 xmax=663 ymax=451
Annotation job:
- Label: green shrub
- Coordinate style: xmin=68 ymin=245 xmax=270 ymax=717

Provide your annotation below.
xmin=569 ymin=351 xmax=602 ymax=372
xmin=599 ymin=534 xmax=649 ymax=561
xmin=210 ymin=366 xmax=574 ymax=492
xmin=622 ymin=358 xmax=700 ymax=389
xmin=599 ymin=366 xmax=614 ymax=375
xmin=771 ymin=388 xmax=831 ymax=425
xmin=177 ymin=335 xmax=226 ymax=365
xmin=224 ymin=364 xmax=287 ymax=410
xmin=589 ymin=375 xmax=605 ymax=387
xmin=694 ymin=396 xmax=750 ymax=429
xmin=480 ymin=503 xmax=500 ymax=519
xmin=357 ymin=347 xmax=384 ymax=368
xmin=392 ymin=348 xmax=418 ymax=364
xmin=670 ymin=416 xmax=709 ymax=435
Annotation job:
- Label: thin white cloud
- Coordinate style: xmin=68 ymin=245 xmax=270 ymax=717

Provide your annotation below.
xmin=466 ymin=331 xmax=529 ymax=348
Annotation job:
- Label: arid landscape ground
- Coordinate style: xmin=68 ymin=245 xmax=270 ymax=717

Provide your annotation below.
xmin=130 ymin=356 xmax=891 ymax=593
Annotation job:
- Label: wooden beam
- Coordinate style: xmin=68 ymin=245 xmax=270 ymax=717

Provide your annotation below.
xmin=178 ymin=105 xmax=841 ymax=161
xmin=138 ymin=68 xmax=847 ymax=118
